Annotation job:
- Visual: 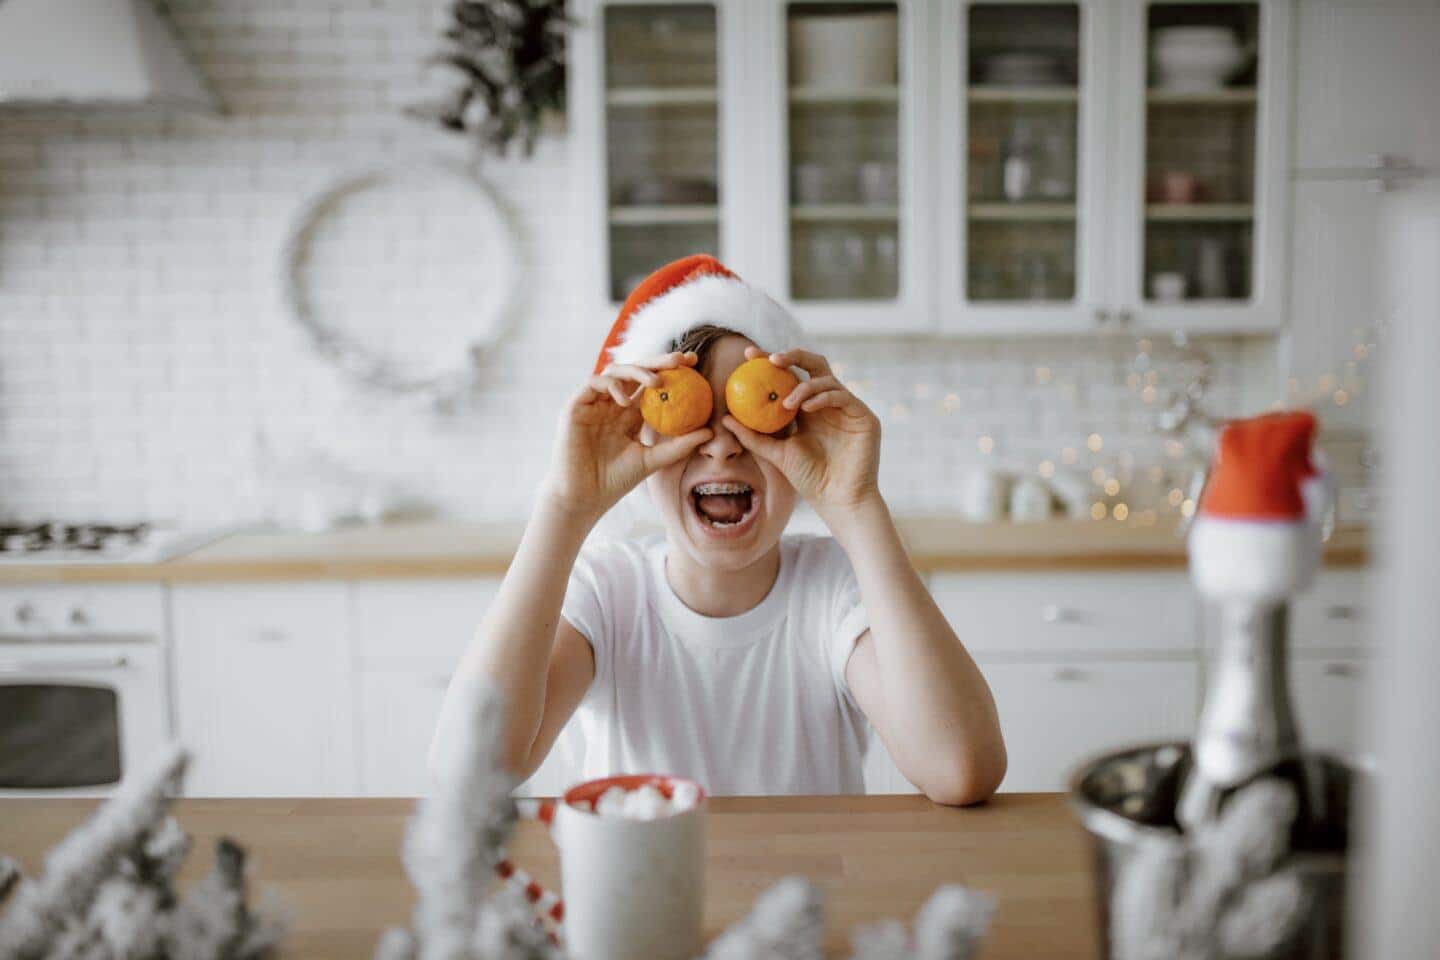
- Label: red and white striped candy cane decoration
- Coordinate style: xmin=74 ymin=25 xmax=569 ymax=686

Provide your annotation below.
xmin=498 ymin=798 xmax=565 ymax=942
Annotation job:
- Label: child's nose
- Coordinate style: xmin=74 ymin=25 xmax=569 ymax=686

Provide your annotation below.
xmin=699 ymin=408 xmax=743 ymax=462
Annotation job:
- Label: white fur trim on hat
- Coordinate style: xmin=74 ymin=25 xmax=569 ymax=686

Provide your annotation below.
xmin=607 ymin=274 xmax=804 ymax=366
xmin=1189 ymin=516 xmax=1320 ymax=605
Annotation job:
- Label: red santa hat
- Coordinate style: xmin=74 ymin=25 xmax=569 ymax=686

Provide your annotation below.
xmin=593 ymin=254 xmax=803 ymax=374
xmin=1189 ymin=411 xmax=1328 ymax=604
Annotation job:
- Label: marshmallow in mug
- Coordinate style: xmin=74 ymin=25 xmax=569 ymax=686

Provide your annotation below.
xmin=590 ymin=781 xmax=702 ymax=820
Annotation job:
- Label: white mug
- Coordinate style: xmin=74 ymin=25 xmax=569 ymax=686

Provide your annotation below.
xmin=507 ymin=774 xmax=707 ymax=960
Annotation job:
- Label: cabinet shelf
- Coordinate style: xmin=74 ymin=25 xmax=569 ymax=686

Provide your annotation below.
xmin=969 ymin=203 xmax=1077 ymax=222
xmin=605 ymin=86 xmax=718 ymax=107
xmin=789 ymin=85 xmax=900 ymax=105
xmin=1147 ymin=88 xmax=1258 ymax=106
xmin=790 ymin=204 xmax=899 ymax=222
xmin=1146 ymin=203 xmax=1253 ymax=222
xmin=608 ymin=205 xmax=719 ymax=225
xmin=968 ymin=86 xmax=1079 ymax=104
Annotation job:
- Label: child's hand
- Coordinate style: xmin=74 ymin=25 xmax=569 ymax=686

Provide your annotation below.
xmin=723 ymin=347 xmax=881 ymax=516
xmin=541 ymin=352 xmax=713 ymax=522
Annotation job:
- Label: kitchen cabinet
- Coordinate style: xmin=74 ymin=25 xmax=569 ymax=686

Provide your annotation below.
xmin=1290 ymin=655 xmax=1372 ymax=759
xmin=984 ymin=659 xmax=1200 ymax=791
xmin=353 ymin=579 xmax=582 ymax=798
xmin=1285 ymin=0 xmax=1440 ymax=431
xmin=573 ymin=0 xmax=1292 ymax=335
xmin=172 ymin=584 xmax=356 ymax=797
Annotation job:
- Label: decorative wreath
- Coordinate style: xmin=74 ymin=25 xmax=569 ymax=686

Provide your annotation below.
xmin=279 ymin=163 xmax=519 ymax=407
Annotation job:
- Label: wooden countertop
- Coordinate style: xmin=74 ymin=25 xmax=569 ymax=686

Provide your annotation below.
xmin=0 ymin=794 xmax=1099 ymax=959
xmin=0 ymin=517 xmax=1369 ymax=583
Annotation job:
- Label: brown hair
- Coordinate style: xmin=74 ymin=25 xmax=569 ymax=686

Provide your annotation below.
xmin=671 ymin=324 xmax=741 ymax=373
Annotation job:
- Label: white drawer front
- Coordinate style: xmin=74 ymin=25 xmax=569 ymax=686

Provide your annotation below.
xmin=354 ymin=579 xmax=501 ymax=663
xmin=1292 ymin=571 xmax=1370 ymax=649
xmin=931 ymin=572 xmax=1196 ymax=655
xmin=983 ymin=659 xmax=1200 ymax=792
xmin=1291 ymin=657 xmax=1373 ymax=758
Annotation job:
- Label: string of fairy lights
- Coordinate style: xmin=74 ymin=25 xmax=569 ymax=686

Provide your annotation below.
xmin=833 ymin=320 xmax=1381 ymax=523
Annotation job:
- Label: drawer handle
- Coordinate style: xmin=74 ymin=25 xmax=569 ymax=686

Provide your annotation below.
xmin=1325 ymin=605 xmax=1362 ymax=621
xmin=1323 ymin=662 xmax=1359 ymax=678
xmin=1040 ymin=604 xmax=1079 ymax=624
xmin=253 ymin=628 xmax=287 ymax=645
xmin=1052 ymin=666 xmax=1086 ymax=683
xmin=427 ymin=675 xmax=453 ymax=690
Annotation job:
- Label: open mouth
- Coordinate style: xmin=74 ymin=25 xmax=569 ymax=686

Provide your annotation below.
xmin=690 ymin=481 xmax=758 ymax=532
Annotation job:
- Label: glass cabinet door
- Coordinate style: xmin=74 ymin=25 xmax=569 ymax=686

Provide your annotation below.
xmin=962 ymin=4 xmax=1083 ymax=305
xmin=1140 ymin=2 xmax=1260 ymax=306
xmin=603 ymin=5 xmax=721 ymax=302
xmin=784 ymin=2 xmax=902 ymax=302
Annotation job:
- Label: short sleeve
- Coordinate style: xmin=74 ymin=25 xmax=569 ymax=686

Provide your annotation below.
xmin=810 ymin=538 xmax=870 ymax=702
xmin=560 ymin=542 xmax=613 ymax=695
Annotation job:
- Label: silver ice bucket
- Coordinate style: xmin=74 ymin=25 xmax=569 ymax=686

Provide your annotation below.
xmin=1069 ymin=742 xmax=1356 ymax=960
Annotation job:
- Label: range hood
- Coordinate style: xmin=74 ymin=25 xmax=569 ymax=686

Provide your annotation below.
xmin=0 ymin=0 xmax=221 ymax=111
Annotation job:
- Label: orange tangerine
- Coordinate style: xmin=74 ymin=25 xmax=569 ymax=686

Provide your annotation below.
xmin=640 ymin=367 xmax=714 ymax=436
xmin=725 ymin=358 xmax=800 ymax=434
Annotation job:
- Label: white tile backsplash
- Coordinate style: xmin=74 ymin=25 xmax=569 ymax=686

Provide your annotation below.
xmin=0 ymin=0 xmax=1268 ymax=528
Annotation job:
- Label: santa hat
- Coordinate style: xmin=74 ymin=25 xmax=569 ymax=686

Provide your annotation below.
xmin=593 ymin=254 xmax=803 ymax=374
xmin=1188 ymin=411 xmax=1329 ymax=604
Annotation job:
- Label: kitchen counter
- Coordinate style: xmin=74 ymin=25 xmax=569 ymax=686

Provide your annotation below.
xmin=0 ymin=793 xmax=1098 ymax=958
xmin=0 ymin=517 xmax=1369 ymax=583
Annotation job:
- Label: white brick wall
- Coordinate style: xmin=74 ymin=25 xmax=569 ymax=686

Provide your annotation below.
xmin=0 ymin=0 xmax=1263 ymax=528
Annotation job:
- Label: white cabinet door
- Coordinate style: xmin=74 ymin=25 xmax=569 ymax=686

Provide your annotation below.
xmin=1110 ymin=0 xmax=1293 ymax=334
xmin=358 ymin=666 xmax=454 ymax=797
xmin=354 ymin=578 xmax=499 ymax=664
xmin=172 ymin=584 xmax=355 ymax=797
xmin=352 ymin=579 xmax=583 ymax=797
xmin=936 ymin=0 xmax=1114 ymax=334
xmin=984 ymin=658 xmax=1199 ymax=791
xmin=1291 ymin=657 xmax=1372 ymax=759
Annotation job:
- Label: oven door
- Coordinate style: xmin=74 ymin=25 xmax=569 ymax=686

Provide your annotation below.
xmin=0 ymin=638 xmax=168 ymax=797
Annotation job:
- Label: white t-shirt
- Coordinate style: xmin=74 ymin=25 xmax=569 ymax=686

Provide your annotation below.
xmin=560 ymin=533 xmax=871 ymax=796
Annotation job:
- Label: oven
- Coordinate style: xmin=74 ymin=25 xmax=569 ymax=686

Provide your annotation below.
xmin=0 ymin=585 xmax=170 ymax=796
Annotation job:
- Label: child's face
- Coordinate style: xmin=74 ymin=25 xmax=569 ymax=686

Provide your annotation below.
xmin=644 ymin=335 xmax=796 ymax=572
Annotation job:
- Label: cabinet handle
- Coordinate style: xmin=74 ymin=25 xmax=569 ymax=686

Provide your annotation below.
xmin=252 ymin=628 xmax=287 ymax=645
xmin=1040 ymin=604 xmax=1077 ymax=624
xmin=1114 ymin=308 xmax=1134 ymax=327
xmin=427 ymin=675 xmax=453 ymax=690
xmin=1324 ymin=604 xmax=1362 ymax=621
xmin=14 ymin=603 xmax=36 ymax=625
xmin=1323 ymin=662 xmax=1358 ymax=678
xmin=1052 ymin=666 xmax=1086 ymax=683
xmin=1092 ymin=307 xmax=1111 ymax=326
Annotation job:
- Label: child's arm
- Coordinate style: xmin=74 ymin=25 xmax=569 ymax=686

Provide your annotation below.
xmin=725 ymin=347 xmax=1006 ymax=805
xmin=431 ymin=353 xmax=713 ymax=780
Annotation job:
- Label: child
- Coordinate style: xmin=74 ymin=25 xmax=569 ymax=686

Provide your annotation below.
xmin=434 ymin=255 xmax=1005 ymax=803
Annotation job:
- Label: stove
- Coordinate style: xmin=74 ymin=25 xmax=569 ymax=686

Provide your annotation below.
xmin=0 ymin=523 xmax=225 ymax=564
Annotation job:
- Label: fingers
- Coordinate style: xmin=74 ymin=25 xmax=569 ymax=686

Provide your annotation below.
xmin=766 ymin=347 xmax=833 ymax=379
xmin=782 ymin=375 xmax=840 ymax=410
xmin=600 ymin=363 xmax=663 ymax=389
xmin=642 ymin=428 xmax=713 ymax=472
xmin=608 ymin=350 xmax=698 ymax=374
xmin=798 ymin=390 xmax=854 ymax=413
xmin=574 ymin=374 xmax=646 ymax=409
xmin=722 ymin=415 xmax=786 ymax=464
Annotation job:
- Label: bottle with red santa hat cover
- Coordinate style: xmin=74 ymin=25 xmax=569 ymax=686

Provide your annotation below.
xmin=1177 ymin=410 xmax=1342 ymax=841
